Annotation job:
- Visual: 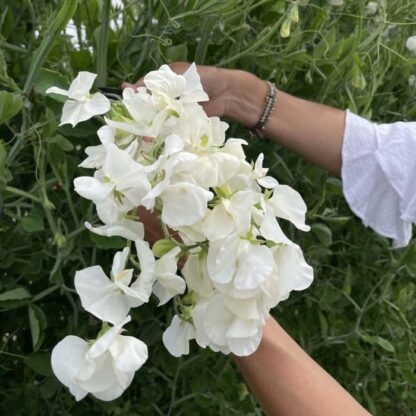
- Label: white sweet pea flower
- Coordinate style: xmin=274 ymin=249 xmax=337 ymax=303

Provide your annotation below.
xmin=223 ymin=138 xmax=248 ymax=160
xmin=168 ymin=111 xmax=240 ymax=188
xmin=46 ymin=71 xmax=110 ymax=127
xmin=406 ymin=36 xmax=416 ymax=54
xmin=162 ymin=315 xmax=196 ymax=357
xmin=51 ymin=316 xmax=148 ymax=401
xmin=253 ymin=154 xmax=279 ymax=188
xmin=329 ymin=0 xmax=343 ymax=5
xmin=409 ymin=75 xmax=416 ymax=87
xmin=84 ymin=218 xmax=144 ymax=241
xmin=105 ymin=87 xmax=174 ymax=137
xmin=267 ymin=184 xmax=310 ymax=231
xmin=79 ymin=126 xmax=116 ymax=169
xmin=142 ymin=134 xmax=213 ymax=227
xmin=192 ymin=152 xmax=240 ymax=188
xmin=176 ymin=218 xmax=207 ymax=244
xmin=144 ymin=63 xmax=208 ymax=105
xmin=225 ymin=159 xmax=257 ymax=193
xmin=192 ymin=294 xmax=263 ymax=356
xmin=153 ymin=247 xmax=186 ymax=305
xmin=74 ymin=241 xmax=155 ymax=324
xmin=182 ymin=250 xmax=216 ymax=298
xmin=259 ymin=203 xmax=293 ymax=245
xmin=261 ymin=244 xmax=314 ymax=307
xmin=74 ymin=144 xmax=151 ymax=220
xmin=79 ymin=126 xmax=136 ymax=169
xmin=172 ymin=108 xmax=228 ymax=151
xmin=207 ymin=233 xmax=274 ymax=293
xmin=202 ymin=190 xmax=258 ymax=241
xmin=159 ymin=181 xmax=214 ymax=228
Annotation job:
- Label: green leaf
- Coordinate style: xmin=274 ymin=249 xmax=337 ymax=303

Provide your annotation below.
xmin=35 ymin=68 xmax=68 ymax=100
xmin=311 ymin=223 xmax=332 ymax=247
xmin=0 ymin=91 xmax=23 ymax=125
xmin=28 ymin=304 xmax=47 ymax=351
xmin=400 ymin=239 xmax=416 ymax=277
xmin=166 ymin=44 xmax=188 ymax=63
xmin=0 ymin=139 xmax=12 ymax=189
xmin=25 ymin=353 xmax=53 ymax=377
xmin=46 ymin=135 xmax=74 ymax=152
xmin=23 ymin=0 xmax=78 ymax=95
xmin=21 ymin=213 xmax=44 ymax=233
xmin=0 ymin=287 xmax=31 ymax=301
xmin=90 ymin=232 xmax=127 ymax=249
xmin=318 ymin=310 xmax=328 ymax=337
xmin=374 ymin=336 xmax=396 ymax=353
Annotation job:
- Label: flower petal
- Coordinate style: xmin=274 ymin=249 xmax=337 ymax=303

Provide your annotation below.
xmin=274 ymin=244 xmax=314 ymax=298
xmin=51 ymin=335 xmax=89 ymax=401
xmin=75 ymin=266 xmax=130 ymax=325
xmin=88 ymin=317 xmax=131 ymax=359
xmin=79 ymin=145 xmax=107 ymax=169
xmin=85 ymin=92 xmax=111 ymax=117
xmin=227 ymin=326 xmax=263 ymax=357
xmin=74 ymin=176 xmax=112 ymax=201
xmin=233 ymin=244 xmax=274 ymax=290
xmin=207 ymin=234 xmax=239 ymax=284
xmin=268 ymin=185 xmax=310 ymax=231
xmin=258 ymin=176 xmax=279 ymax=188
xmin=84 ymin=220 xmax=144 ymax=241
xmin=144 ymin=64 xmax=186 ymax=99
xmin=111 ymin=247 xmax=130 ymax=279
xmin=67 ymin=71 xmax=96 ymax=100
xmin=163 ymin=315 xmax=196 ymax=357
xmin=260 ymin=206 xmax=293 ymax=244
xmin=193 ymin=152 xmax=240 ymax=188
xmin=110 ymin=335 xmax=148 ymax=373
xmin=182 ymin=62 xmax=209 ymax=102
xmin=153 ymin=249 xmax=185 ymax=306
xmin=97 ymin=125 xmax=116 ymax=147
xmin=161 ymin=182 xmax=213 ymax=227
xmin=46 ymin=86 xmax=69 ymax=96
xmin=202 ymin=204 xmax=234 ymax=242
xmin=92 ymin=376 xmax=134 ymax=401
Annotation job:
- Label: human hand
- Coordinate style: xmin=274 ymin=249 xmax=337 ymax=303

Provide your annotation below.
xmin=121 ymin=62 xmax=267 ymax=128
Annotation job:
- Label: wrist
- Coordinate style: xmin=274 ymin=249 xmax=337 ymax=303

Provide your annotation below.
xmin=223 ymin=69 xmax=268 ymax=128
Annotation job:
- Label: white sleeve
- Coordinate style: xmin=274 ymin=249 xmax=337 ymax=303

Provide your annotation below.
xmin=341 ymin=110 xmax=416 ymax=248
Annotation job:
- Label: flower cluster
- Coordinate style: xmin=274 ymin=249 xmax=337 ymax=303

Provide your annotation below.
xmin=48 ymin=64 xmax=313 ymax=401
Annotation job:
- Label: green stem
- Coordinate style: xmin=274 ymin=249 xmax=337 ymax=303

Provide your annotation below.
xmin=218 ymin=13 xmax=287 ymax=66
xmin=32 ymin=284 xmax=60 ymax=302
xmin=23 ymin=0 xmax=78 ymax=96
xmin=5 ymin=186 xmax=42 ymax=204
xmin=96 ymin=0 xmax=110 ymax=87
xmin=1 ymin=42 xmax=27 ymax=54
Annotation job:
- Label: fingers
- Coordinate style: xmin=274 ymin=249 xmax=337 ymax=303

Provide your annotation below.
xmin=168 ymin=61 xmax=191 ymax=74
xmin=121 ymin=80 xmax=144 ymax=91
xmin=120 ymin=81 xmax=136 ymax=90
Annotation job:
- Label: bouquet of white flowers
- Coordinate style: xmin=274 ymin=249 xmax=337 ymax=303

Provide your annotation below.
xmin=47 ymin=64 xmax=313 ymax=401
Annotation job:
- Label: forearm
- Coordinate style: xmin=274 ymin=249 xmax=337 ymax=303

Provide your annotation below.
xmin=224 ymin=70 xmax=345 ymax=175
xmin=234 ymin=317 xmax=370 ymax=416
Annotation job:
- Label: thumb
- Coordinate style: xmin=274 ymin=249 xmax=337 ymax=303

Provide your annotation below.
xmin=121 ymin=81 xmax=135 ymax=90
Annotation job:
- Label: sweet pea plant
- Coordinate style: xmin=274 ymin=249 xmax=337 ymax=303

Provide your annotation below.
xmin=47 ymin=64 xmax=313 ymax=401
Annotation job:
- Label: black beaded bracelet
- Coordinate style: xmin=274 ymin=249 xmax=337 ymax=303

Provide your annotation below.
xmin=248 ymin=81 xmax=278 ymax=139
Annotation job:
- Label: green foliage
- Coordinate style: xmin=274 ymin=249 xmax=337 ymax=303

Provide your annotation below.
xmin=0 ymin=0 xmax=415 ymax=414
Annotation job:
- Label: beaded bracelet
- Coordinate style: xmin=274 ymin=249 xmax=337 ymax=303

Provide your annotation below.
xmin=248 ymin=81 xmax=278 ymax=139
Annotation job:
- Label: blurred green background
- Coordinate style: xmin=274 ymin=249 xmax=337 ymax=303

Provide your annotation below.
xmin=0 ymin=0 xmax=415 ymax=414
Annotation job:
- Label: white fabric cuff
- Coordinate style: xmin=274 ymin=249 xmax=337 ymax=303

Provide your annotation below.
xmin=341 ymin=110 xmax=416 ymax=248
